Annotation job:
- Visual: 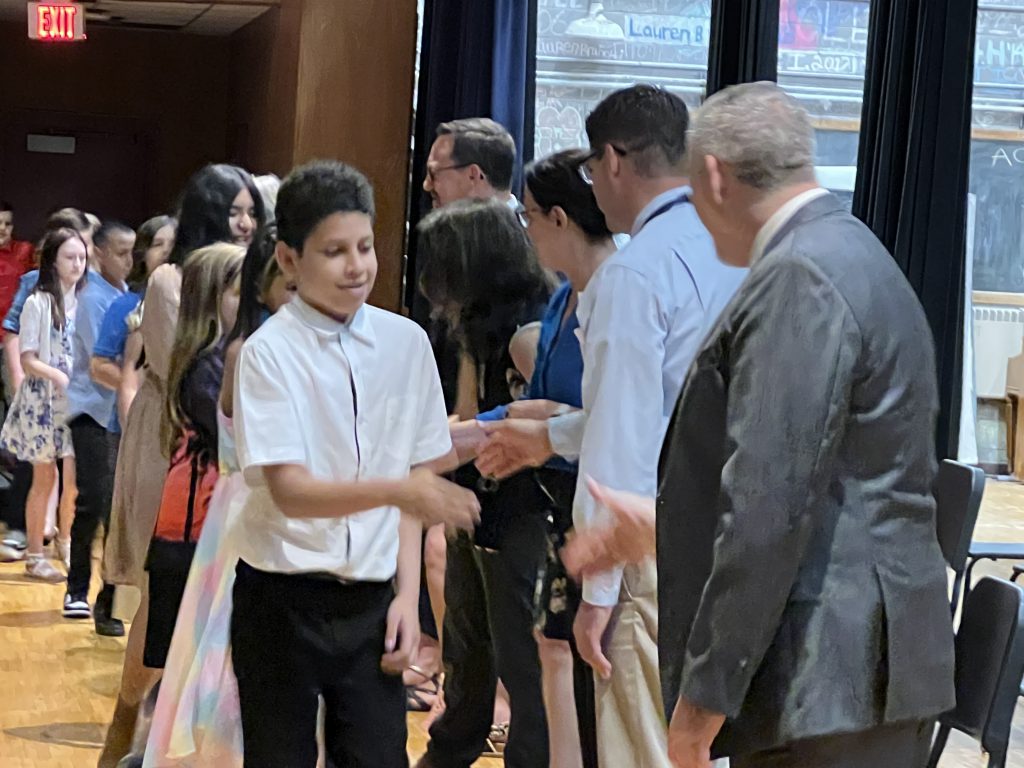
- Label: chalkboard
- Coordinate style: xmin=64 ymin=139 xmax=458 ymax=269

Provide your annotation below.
xmin=970 ymin=139 xmax=1024 ymax=293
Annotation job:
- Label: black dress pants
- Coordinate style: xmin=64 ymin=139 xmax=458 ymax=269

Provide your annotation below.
xmin=425 ymin=516 xmax=549 ymax=768
xmin=231 ymin=561 xmax=408 ymax=768
xmin=731 ymin=719 xmax=935 ymax=768
xmin=68 ymin=415 xmax=118 ymax=607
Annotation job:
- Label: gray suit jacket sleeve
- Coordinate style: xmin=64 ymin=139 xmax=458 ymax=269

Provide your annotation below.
xmin=678 ymin=256 xmax=862 ymax=718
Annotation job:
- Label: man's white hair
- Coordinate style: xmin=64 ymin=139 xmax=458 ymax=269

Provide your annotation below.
xmin=689 ymin=82 xmax=816 ymax=190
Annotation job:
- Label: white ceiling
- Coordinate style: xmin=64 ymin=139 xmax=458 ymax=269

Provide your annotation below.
xmin=2 ymin=0 xmax=274 ymax=36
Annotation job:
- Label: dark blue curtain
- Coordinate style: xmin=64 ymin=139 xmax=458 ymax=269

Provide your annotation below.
xmin=705 ymin=0 xmax=780 ymax=96
xmin=405 ymin=0 xmax=538 ymax=315
xmin=853 ymin=0 xmax=979 ymax=458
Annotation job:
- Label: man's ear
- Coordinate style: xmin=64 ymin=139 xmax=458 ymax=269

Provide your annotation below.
xmin=275 ymin=240 xmax=300 ymax=279
xmin=606 ymin=144 xmax=623 ymax=178
xmin=705 ymin=155 xmax=726 ymax=207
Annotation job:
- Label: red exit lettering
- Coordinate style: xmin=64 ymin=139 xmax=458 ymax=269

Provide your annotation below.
xmin=34 ymin=5 xmax=82 ymax=41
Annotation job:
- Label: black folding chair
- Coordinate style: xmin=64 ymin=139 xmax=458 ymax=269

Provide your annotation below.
xmin=926 ymin=577 xmax=1024 ymax=768
xmin=964 ymin=542 xmax=1024 ymax=615
xmin=934 ymin=460 xmax=986 ymax=614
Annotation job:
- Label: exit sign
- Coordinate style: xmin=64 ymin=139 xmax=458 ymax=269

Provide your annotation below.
xmin=28 ymin=3 xmax=86 ymax=42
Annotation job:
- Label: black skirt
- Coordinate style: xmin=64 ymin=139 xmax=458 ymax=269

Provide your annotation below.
xmin=143 ymin=538 xmax=197 ymax=669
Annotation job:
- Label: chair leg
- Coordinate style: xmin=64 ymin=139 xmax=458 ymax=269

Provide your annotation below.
xmin=926 ymin=725 xmax=950 ymax=768
xmin=950 ymin=573 xmax=964 ymax=617
xmin=962 ymin=557 xmax=982 ymax=617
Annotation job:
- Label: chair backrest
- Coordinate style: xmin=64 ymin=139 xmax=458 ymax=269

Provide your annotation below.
xmin=944 ymin=576 xmax=1024 ymax=758
xmin=934 ymin=459 xmax=986 ymax=574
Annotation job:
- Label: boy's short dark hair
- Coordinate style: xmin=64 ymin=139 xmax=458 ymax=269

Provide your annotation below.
xmin=585 ymin=84 xmax=690 ymax=177
xmin=276 ymin=160 xmax=375 ymax=251
xmin=436 ymin=118 xmax=516 ymax=192
xmin=94 ymin=220 xmax=134 ymax=248
xmin=0 ymin=201 xmax=12 ymax=214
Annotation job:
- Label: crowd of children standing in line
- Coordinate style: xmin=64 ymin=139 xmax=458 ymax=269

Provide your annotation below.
xmin=0 ymin=85 xmax=705 ymax=768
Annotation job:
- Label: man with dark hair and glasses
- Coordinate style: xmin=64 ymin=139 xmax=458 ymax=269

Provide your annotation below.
xmin=423 ymin=118 xmax=517 ymax=209
xmin=413 ymin=116 xmax=526 ymax=767
xmin=477 ymin=84 xmax=747 ymax=766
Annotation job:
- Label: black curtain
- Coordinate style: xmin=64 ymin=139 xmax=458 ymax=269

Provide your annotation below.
xmin=853 ymin=0 xmax=979 ymax=459
xmin=705 ymin=0 xmax=780 ymax=96
xmin=404 ymin=0 xmax=538 ymax=316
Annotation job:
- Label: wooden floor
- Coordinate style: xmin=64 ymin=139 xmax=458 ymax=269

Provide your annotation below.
xmin=2 ymin=480 xmax=1024 ymax=767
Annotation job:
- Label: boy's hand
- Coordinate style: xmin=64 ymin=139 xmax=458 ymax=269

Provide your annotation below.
xmin=399 ymin=468 xmax=480 ymax=530
xmin=53 ymin=370 xmax=70 ymax=391
xmin=381 ymin=594 xmax=419 ymax=675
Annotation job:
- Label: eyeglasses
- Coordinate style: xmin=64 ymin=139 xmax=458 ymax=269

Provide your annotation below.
xmin=578 ymin=144 xmax=629 ymax=185
xmin=514 ymin=205 xmax=545 ymax=228
xmin=426 ymin=163 xmax=471 ymax=184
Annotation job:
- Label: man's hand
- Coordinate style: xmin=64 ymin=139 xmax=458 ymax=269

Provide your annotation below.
xmin=381 ymin=594 xmax=420 ymax=675
xmin=561 ymin=477 xmax=656 ymax=579
xmin=506 ymin=399 xmax=567 ymax=421
xmin=668 ymin=697 xmax=727 ymax=768
xmin=573 ymin=601 xmax=615 ymax=681
xmin=398 ymin=468 xmax=480 ymax=530
xmin=474 ymin=419 xmax=554 ymax=479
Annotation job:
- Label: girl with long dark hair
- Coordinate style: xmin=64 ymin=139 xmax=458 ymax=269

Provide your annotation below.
xmin=417 ymin=198 xmax=554 ymax=767
xmin=100 ymin=164 xmax=264 ymax=768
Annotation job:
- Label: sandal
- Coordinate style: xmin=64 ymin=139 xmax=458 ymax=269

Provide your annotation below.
xmin=404 ymin=665 xmax=441 ymax=712
xmin=483 ymin=722 xmax=509 ymax=758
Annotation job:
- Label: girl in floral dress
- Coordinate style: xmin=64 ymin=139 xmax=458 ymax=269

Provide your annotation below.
xmin=0 ymin=227 xmax=87 ymax=583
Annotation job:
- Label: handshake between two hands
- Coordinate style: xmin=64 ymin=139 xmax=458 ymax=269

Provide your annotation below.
xmin=407 ymin=408 xmax=726 ymax=768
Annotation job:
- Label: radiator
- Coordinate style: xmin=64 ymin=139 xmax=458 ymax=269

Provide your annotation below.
xmin=973 ymin=306 xmax=1024 ymax=398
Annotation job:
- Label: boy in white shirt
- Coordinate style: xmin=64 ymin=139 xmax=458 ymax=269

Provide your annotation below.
xmin=232 ymin=160 xmax=480 ymax=767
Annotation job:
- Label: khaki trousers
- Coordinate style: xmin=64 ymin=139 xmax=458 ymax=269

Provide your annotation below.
xmin=594 ymin=558 xmax=672 ymax=768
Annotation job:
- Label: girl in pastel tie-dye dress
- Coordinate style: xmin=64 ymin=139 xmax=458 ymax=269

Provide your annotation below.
xmin=145 ymin=232 xmax=295 ymax=767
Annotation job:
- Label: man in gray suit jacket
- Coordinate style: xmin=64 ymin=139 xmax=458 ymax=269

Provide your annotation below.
xmin=565 ymin=82 xmax=956 ymax=768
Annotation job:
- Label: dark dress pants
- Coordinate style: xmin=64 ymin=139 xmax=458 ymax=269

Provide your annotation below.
xmin=425 ymin=516 xmax=549 ymax=768
xmin=68 ymin=415 xmax=118 ymax=609
xmin=231 ymin=561 xmax=407 ymax=768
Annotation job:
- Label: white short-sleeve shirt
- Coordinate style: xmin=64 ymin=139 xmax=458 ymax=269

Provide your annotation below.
xmin=234 ymin=296 xmax=452 ymax=582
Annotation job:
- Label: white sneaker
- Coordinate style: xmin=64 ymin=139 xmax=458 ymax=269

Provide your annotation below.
xmin=63 ymin=593 xmax=91 ymax=619
xmin=56 ymin=538 xmax=71 ymax=571
xmin=0 ymin=543 xmax=23 ymax=562
xmin=25 ymin=556 xmax=66 ymax=584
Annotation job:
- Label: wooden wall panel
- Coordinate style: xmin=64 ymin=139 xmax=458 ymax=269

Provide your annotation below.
xmin=292 ymin=0 xmax=419 ymax=311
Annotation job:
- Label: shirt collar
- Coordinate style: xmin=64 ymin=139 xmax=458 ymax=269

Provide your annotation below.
xmin=87 ymin=268 xmax=127 ymax=293
xmin=289 ymin=295 xmax=376 ymax=347
xmin=630 ymin=185 xmax=692 ymax=237
xmin=750 ymin=187 xmax=829 ymax=265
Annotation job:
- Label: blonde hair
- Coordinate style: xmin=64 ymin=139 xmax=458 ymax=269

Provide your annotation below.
xmin=162 ymin=243 xmax=245 ymax=458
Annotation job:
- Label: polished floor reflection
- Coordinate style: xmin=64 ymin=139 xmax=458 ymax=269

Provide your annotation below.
xmin=1 ymin=480 xmax=1023 ymax=767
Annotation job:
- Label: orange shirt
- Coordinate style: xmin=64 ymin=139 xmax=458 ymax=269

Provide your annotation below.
xmin=0 ymin=240 xmax=34 ymax=339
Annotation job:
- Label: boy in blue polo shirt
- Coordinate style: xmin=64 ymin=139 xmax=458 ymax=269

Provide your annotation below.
xmin=64 ymin=221 xmax=133 ymax=635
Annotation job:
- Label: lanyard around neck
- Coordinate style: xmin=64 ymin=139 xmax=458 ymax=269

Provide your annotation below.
xmin=635 ymin=193 xmax=690 ymax=234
